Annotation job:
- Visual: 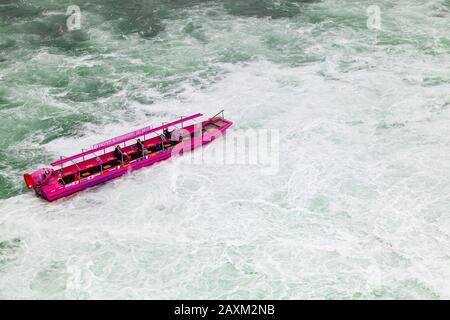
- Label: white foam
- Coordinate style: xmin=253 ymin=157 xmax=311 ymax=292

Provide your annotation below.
xmin=1 ymin=0 xmax=450 ymax=299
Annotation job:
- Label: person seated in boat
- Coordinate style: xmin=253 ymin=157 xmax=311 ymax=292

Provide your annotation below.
xmin=136 ymin=139 xmax=147 ymax=155
xmin=163 ymin=128 xmax=171 ymax=140
xmin=114 ymin=145 xmax=130 ymax=163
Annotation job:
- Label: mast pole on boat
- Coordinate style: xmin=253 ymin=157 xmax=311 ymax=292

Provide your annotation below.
xmin=71 ymin=160 xmax=81 ymax=180
xmin=59 ymin=156 xmax=64 ymax=177
xmin=210 ymin=109 xmax=224 ymax=120
xmin=161 ymin=122 xmax=167 ymax=151
xmin=91 ymin=151 xmax=102 ymax=175
xmin=143 ymin=134 xmax=146 ymax=159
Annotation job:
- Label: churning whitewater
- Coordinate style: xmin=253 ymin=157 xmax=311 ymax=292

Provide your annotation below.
xmin=0 ymin=0 xmax=450 ymax=299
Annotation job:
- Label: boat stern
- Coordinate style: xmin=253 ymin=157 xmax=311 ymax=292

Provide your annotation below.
xmin=23 ymin=168 xmax=59 ymax=200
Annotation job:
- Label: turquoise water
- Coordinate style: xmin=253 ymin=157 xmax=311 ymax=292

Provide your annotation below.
xmin=0 ymin=0 xmax=450 ymax=299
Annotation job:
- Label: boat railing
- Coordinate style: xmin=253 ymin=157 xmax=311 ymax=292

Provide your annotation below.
xmin=56 ymin=114 xmax=207 ymax=183
xmin=92 ymin=152 xmax=103 ymax=176
xmin=71 ymin=159 xmax=81 ymax=178
xmin=210 ymin=109 xmax=224 ymax=120
xmin=51 ymin=113 xmax=203 ymax=168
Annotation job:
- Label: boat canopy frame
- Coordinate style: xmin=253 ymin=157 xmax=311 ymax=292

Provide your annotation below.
xmin=51 ymin=113 xmax=203 ymax=167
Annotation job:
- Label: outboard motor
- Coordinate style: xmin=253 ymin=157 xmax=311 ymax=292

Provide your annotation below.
xmin=23 ymin=168 xmax=54 ymax=192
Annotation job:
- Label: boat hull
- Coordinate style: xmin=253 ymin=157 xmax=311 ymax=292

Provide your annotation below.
xmin=33 ymin=117 xmax=232 ymax=201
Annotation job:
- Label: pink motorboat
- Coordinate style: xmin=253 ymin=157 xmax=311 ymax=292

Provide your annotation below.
xmin=24 ymin=111 xmax=233 ymax=201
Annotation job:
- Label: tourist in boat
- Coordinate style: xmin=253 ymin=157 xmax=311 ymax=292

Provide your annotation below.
xmin=136 ymin=139 xmax=147 ymax=155
xmin=114 ymin=145 xmax=129 ymax=163
xmin=163 ymin=128 xmax=171 ymax=140
xmin=114 ymin=145 xmax=123 ymax=162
